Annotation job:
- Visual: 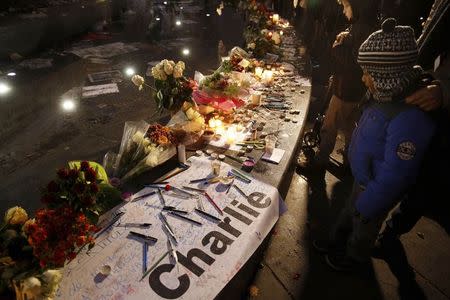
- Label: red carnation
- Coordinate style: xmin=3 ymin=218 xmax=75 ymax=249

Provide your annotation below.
xmin=76 ymin=236 xmax=87 ymax=247
xmin=81 ymin=195 xmax=95 ymax=206
xmin=80 ymin=161 xmax=90 ymax=171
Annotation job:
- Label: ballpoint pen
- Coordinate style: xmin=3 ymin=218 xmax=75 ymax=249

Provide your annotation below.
xmin=168 ymin=211 xmax=202 ymax=226
xmin=183 ymin=186 xmax=206 ymax=193
xmin=117 ymin=223 xmax=152 ymax=228
xmin=94 ymin=211 xmax=124 ymax=237
xmin=128 ymin=231 xmax=158 ymax=243
xmin=204 ymin=192 xmax=223 ymax=215
xmin=194 ymin=208 xmax=222 ymax=222
xmin=131 ymin=191 xmax=157 ymax=202
xmin=159 ymin=213 xmax=177 ymax=244
xmin=158 ymin=189 xmax=166 ymax=206
xmin=140 ymin=251 xmax=170 ymax=281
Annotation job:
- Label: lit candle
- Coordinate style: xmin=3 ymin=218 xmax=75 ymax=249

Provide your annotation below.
xmin=262 ymin=70 xmax=273 ymax=85
xmin=226 ymin=126 xmax=237 ymax=144
xmin=208 ymin=118 xmax=217 ymax=128
xmin=255 ymin=67 xmax=263 ymax=78
xmin=272 ymin=14 xmax=280 ymax=23
xmin=280 ymin=30 xmax=284 ymax=36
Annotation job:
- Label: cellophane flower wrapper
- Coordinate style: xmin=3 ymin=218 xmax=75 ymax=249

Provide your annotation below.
xmin=167 ymin=102 xmax=205 ymax=146
xmin=112 ymin=120 xmax=150 ymax=179
xmin=120 ymin=145 xmax=176 ymax=182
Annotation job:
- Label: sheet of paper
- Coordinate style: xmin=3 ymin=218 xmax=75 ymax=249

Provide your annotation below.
xmin=261 ymin=148 xmax=285 ymax=164
xmin=56 ymin=156 xmax=282 ymax=300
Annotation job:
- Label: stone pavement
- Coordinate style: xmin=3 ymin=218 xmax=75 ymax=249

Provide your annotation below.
xmin=249 ymin=136 xmax=450 ymax=300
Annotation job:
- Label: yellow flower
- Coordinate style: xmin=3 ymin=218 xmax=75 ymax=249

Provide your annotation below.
xmin=131 ymin=75 xmax=145 ymax=90
xmin=4 ymin=206 xmax=28 ymax=225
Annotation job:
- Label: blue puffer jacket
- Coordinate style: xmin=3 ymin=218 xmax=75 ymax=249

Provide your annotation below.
xmin=349 ymin=102 xmax=436 ymax=219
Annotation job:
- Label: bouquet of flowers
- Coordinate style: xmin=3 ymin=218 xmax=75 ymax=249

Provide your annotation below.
xmin=245 ymin=28 xmax=282 ymax=58
xmin=131 ymin=60 xmax=194 ymax=113
xmin=0 ymin=206 xmax=64 ymax=298
xmin=109 ymin=121 xmax=177 ymax=182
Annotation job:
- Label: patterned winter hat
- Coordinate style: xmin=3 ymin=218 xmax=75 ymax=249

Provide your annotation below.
xmin=358 ymin=18 xmax=421 ymax=102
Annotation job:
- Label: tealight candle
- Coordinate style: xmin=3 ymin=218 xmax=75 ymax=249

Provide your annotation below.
xmin=255 ymin=67 xmax=263 ymax=78
xmin=272 ymin=14 xmax=280 ymax=23
xmin=261 ymin=70 xmax=274 ymax=85
xmin=208 ymin=118 xmax=217 ymax=128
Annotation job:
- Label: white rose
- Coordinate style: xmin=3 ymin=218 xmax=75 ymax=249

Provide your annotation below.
xmin=146 ymin=154 xmax=158 ymax=167
xmin=247 ymin=42 xmax=256 ymax=50
xmin=132 ymin=131 xmax=145 ymax=144
xmin=41 ymin=269 xmax=63 ymax=298
xmin=173 ymin=65 xmax=183 ymax=78
xmin=23 ymin=277 xmax=41 ymax=295
xmin=131 ymin=75 xmax=145 ymax=90
xmin=163 ymin=60 xmax=175 ymax=75
xmin=152 ymin=66 xmax=167 ymax=81
xmin=142 ymin=138 xmax=151 ymax=147
xmin=176 ymin=61 xmax=185 ymax=71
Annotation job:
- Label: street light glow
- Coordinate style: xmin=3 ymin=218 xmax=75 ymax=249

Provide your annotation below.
xmin=206 ymin=13 xmax=211 ymax=17
xmin=182 ymin=48 xmax=190 ymax=56
xmin=61 ymin=99 xmax=76 ymax=112
xmin=125 ymin=67 xmax=135 ymax=76
xmin=156 ymin=17 xmax=161 ymax=21
xmin=0 ymin=82 xmax=11 ymax=95
xmin=163 ymin=1 xmax=167 ymax=5
xmin=175 ymin=20 xmax=181 ymax=26
xmin=7 ymin=72 xmax=16 ymax=77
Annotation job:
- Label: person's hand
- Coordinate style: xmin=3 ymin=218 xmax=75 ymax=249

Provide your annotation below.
xmin=405 ymin=84 xmax=443 ymax=111
xmin=333 ymin=31 xmax=350 ymax=47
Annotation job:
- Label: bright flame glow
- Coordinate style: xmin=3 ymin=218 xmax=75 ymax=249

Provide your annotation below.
xmin=175 ymin=20 xmax=182 ymax=26
xmin=61 ymin=99 xmax=76 ymax=111
xmin=182 ymin=48 xmax=190 ymax=56
xmin=7 ymin=72 xmax=16 ymax=77
xmin=125 ymin=67 xmax=135 ymax=76
xmin=0 ymin=82 xmax=11 ymax=95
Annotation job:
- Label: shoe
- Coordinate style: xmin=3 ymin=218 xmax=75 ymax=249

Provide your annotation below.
xmin=325 ymin=252 xmax=365 ymax=272
xmin=372 ymin=229 xmax=399 ymax=259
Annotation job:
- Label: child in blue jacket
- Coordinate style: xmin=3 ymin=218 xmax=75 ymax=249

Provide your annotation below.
xmin=324 ymin=18 xmax=436 ymax=271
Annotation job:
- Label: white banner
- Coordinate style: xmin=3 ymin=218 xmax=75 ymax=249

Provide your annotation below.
xmin=56 ymin=156 xmax=282 ymax=299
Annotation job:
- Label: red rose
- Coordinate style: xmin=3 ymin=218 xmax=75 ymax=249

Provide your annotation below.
xmin=85 ymin=168 xmax=97 ymax=182
xmin=39 ymin=260 xmax=47 ymax=268
xmin=73 ymin=182 xmax=86 ymax=194
xmin=80 ymin=161 xmax=90 ymax=171
xmin=69 ymin=168 xmax=80 ymax=179
xmin=90 ymin=183 xmax=99 ymax=194
xmin=57 ymin=168 xmax=70 ymax=179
